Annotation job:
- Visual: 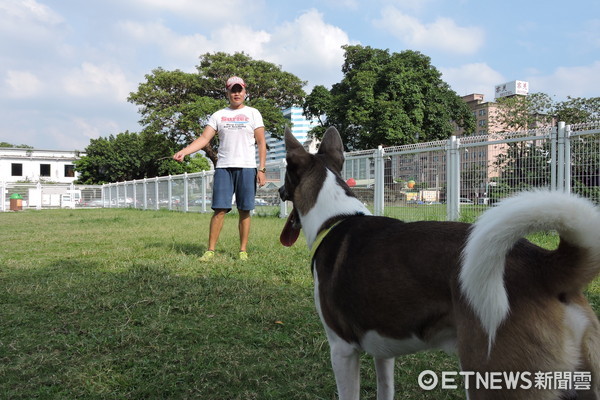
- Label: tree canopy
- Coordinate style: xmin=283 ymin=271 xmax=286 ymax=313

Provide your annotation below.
xmin=303 ymin=45 xmax=475 ymax=150
xmin=128 ymin=52 xmax=306 ymax=165
xmin=493 ymin=93 xmax=600 ymax=131
xmin=492 ymin=92 xmax=555 ymax=131
xmin=74 ymin=131 xmax=210 ymax=184
xmin=0 ymin=142 xmax=32 ymax=148
xmin=555 ymin=96 xmax=600 ymax=124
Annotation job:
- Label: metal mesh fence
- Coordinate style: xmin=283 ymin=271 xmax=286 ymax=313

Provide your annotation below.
xmin=4 ymin=122 xmax=599 ymax=221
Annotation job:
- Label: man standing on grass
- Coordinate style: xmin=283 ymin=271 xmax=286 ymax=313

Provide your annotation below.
xmin=173 ymin=76 xmax=267 ymax=261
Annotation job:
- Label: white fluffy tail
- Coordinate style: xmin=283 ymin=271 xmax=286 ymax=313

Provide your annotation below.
xmin=460 ymin=190 xmax=600 ymax=353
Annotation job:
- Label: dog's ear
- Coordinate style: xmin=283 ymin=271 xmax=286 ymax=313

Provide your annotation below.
xmin=285 ymin=127 xmax=305 ymax=154
xmin=285 ymin=127 xmax=311 ymax=170
xmin=317 ymin=126 xmax=344 ymax=173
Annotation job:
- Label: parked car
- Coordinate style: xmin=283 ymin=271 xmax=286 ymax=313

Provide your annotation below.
xmin=459 ymin=197 xmax=473 ymax=204
xmin=86 ymin=199 xmax=104 ymax=208
xmin=190 ymin=197 xmax=211 ymax=206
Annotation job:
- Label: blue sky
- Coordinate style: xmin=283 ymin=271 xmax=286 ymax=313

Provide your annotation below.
xmin=1 ymin=0 xmax=599 ymax=150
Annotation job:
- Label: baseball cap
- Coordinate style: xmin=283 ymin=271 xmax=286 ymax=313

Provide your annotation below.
xmin=226 ymin=76 xmax=246 ymax=90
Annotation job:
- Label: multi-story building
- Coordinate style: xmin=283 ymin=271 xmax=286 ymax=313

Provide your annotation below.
xmin=391 ymin=81 xmax=536 ymax=201
xmin=458 ymin=93 xmax=502 ymax=136
xmin=265 ymin=106 xmax=319 ymax=163
xmin=0 ymin=148 xmax=82 ymax=183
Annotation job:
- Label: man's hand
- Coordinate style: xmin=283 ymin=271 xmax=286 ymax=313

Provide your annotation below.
xmin=173 ymin=151 xmax=186 ymax=162
xmin=257 ymin=171 xmax=266 ymax=187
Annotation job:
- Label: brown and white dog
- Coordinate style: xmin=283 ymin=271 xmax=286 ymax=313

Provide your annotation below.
xmin=279 ymin=126 xmax=600 ymax=400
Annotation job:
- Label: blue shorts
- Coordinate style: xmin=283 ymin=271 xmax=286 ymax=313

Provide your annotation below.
xmin=212 ymin=168 xmax=257 ymax=211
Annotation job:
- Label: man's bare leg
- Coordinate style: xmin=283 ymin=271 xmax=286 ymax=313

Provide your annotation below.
xmin=238 ymin=210 xmax=251 ymax=252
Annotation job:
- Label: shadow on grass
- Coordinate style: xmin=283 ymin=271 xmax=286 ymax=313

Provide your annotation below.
xmin=144 ymin=241 xmax=207 ymax=257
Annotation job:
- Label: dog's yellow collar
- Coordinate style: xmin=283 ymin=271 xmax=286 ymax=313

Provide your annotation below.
xmin=310 ymin=220 xmax=343 ymax=259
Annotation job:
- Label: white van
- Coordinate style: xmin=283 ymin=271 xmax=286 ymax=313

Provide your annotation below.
xmin=61 ymin=190 xmax=81 ymax=209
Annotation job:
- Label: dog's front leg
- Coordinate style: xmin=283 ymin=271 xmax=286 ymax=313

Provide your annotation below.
xmin=375 ymin=358 xmax=394 ymax=400
xmin=330 ymin=338 xmax=360 ymax=400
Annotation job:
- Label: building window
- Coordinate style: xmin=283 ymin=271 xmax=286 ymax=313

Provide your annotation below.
xmin=65 ymin=164 xmax=75 ymax=178
xmin=40 ymin=164 xmax=51 ymax=177
xmin=11 ymin=163 xmax=23 ymax=176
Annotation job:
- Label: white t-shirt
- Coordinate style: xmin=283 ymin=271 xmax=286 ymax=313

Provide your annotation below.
xmin=207 ymin=106 xmax=264 ymax=168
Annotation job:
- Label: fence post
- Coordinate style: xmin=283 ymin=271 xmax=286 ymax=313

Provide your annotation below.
xmin=373 ymin=146 xmax=385 ymax=216
xmin=550 ymin=125 xmax=558 ymax=191
xmin=183 ymin=172 xmax=189 ymax=212
xmin=201 ymin=172 xmax=208 ymax=213
xmin=279 ymin=159 xmax=288 ymax=218
xmin=0 ymin=181 xmax=4 ymax=212
xmin=143 ymin=178 xmax=147 ymax=210
xmin=564 ymin=124 xmax=572 ymax=194
xmin=446 ymin=135 xmax=460 ymax=221
xmin=132 ymin=180 xmax=137 ymax=209
xmin=116 ymin=183 xmax=121 ymax=208
xmin=556 ymin=121 xmax=566 ymax=192
xmin=154 ymin=177 xmax=159 ymax=210
xmin=107 ymin=183 xmax=111 ymax=208
xmin=36 ymin=181 xmax=42 ymax=210
xmin=167 ymin=175 xmax=173 ymax=210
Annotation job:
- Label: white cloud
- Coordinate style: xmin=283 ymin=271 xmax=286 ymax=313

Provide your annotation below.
xmin=4 ymin=70 xmax=42 ymax=98
xmin=62 ymin=62 xmax=133 ymax=101
xmin=118 ymin=20 xmax=211 ymax=62
xmin=0 ymin=0 xmax=65 ymax=43
xmin=263 ymin=9 xmax=353 ymax=88
xmin=118 ymin=20 xmax=270 ymax=70
xmin=529 ymin=61 xmax=600 ymax=99
xmin=374 ymin=7 xmax=484 ymax=55
xmin=0 ymin=0 xmax=63 ymax=25
xmin=71 ymin=116 xmax=120 ymax=142
xmin=119 ymin=9 xmax=351 ymax=89
xmin=440 ymin=63 xmax=504 ymax=100
xmin=206 ymin=24 xmax=271 ymax=57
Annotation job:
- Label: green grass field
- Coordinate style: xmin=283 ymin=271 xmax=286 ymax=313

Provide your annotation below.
xmin=0 ymin=209 xmax=598 ymax=399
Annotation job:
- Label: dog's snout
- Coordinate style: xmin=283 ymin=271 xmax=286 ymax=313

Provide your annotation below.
xmin=279 ymin=185 xmax=288 ymax=201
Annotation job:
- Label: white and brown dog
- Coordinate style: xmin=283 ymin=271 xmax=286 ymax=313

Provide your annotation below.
xmin=279 ymin=127 xmax=600 ymax=400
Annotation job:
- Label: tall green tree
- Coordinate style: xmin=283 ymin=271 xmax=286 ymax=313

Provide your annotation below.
xmin=0 ymin=142 xmax=32 ymax=148
xmin=128 ymin=52 xmax=306 ymax=165
xmin=491 ymin=93 xmax=600 ymax=130
xmin=555 ymin=96 xmax=600 ymax=124
xmin=303 ymin=85 xmax=332 ymax=139
xmin=492 ymin=92 xmax=555 ymax=131
xmin=303 ymin=45 xmax=475 ymax=150
xmin=74 ymin=131 xmax=210 ymax=184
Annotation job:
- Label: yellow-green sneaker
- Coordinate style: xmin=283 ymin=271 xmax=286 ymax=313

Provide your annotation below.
xmin=239 ymin=251 xmax=248 ymax=261
xmin=199 ymin=250 xmax=215 ymax=261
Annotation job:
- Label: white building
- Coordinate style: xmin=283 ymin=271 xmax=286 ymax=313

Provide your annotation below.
xmin=0 ymin=148 xmax=82 ymax=183
xmin=265 ymin=106 xmax=320 ymax=162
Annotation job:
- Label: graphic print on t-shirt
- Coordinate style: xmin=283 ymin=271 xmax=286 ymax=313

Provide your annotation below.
xmin=221 ymin=114 xmax=250 ymax=129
